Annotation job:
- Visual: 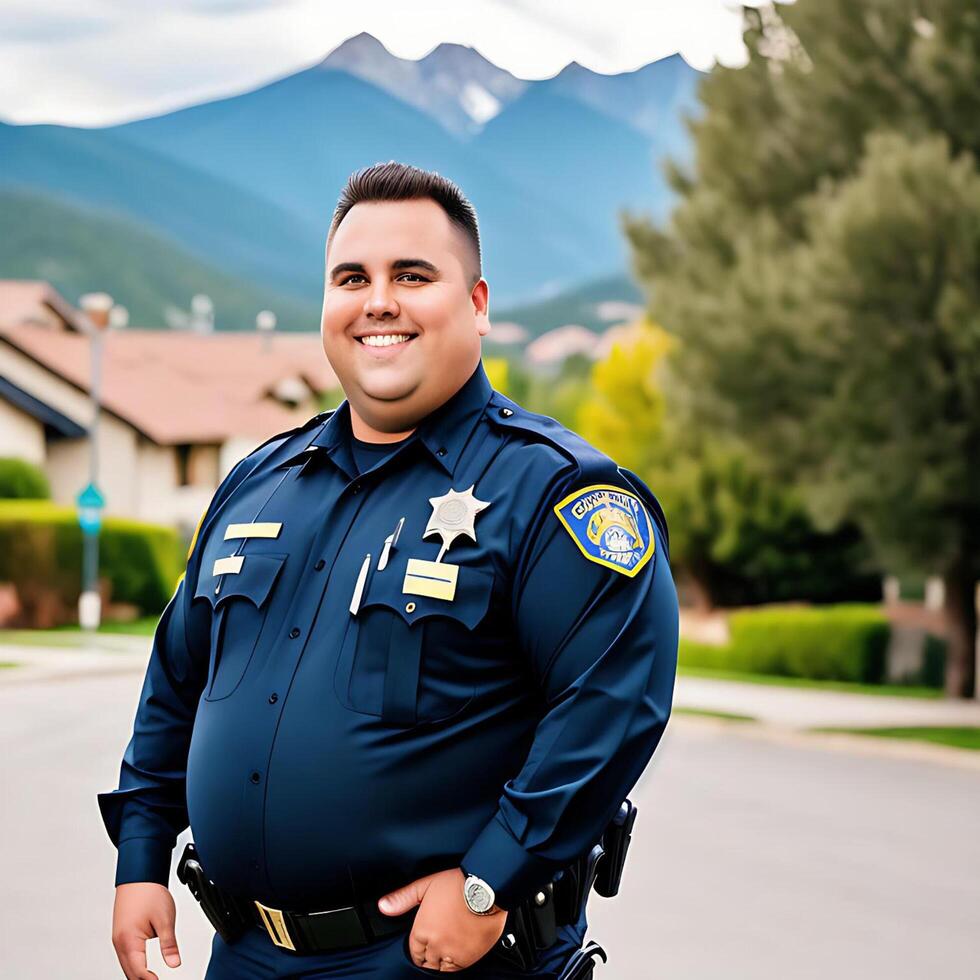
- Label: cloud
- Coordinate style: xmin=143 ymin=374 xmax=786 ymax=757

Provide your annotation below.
xmin=0 ymin=10 xmax=112 ymax=44
xmin=176 ymin=0 xmax=300 ymax=14
xmin=0 ymin=0 xmax=791 ymax=126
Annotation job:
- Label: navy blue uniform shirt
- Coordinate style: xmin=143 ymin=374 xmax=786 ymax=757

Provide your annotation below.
xmin=98 ymin=360 xmax=679 ymax=912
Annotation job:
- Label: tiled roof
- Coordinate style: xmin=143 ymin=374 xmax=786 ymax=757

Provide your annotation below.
xmin=0 ymin=280 xmax=340 ymax=445
xmin=0 ymin=280 xmax=88 ymax=332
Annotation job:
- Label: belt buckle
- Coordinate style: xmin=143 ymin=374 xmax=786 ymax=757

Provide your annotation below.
xmin=254 ymin=900 xmax=296 ymax=951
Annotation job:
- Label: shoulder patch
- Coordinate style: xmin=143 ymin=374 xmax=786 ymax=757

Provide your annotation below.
xmin=553 ymin=483 xmax=655 ymax=577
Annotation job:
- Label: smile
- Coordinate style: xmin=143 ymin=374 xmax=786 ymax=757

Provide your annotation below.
xmin=355 ymin=333 xmax=418 ymax=348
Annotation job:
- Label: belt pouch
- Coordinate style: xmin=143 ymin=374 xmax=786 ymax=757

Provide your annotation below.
xmin=594 ymin=800 xmax=638 ymax=898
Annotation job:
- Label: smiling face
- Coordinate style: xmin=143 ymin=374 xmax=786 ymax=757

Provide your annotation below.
xmin=321 ymin=198 xmax=490 ymax=439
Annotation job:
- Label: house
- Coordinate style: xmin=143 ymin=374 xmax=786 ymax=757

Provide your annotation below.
xmin=0 ymin=280 xmax=339 ymax=533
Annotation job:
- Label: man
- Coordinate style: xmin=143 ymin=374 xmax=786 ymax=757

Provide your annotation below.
xmin=100 ymin=161 xmax=679 ymax=979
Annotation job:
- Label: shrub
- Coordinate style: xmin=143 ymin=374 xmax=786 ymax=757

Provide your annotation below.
xmin=0 ymin=500 xmax=185 ymax=622
xmin=0 ymin=458 xmax=50 ymax=499
xmin=679 ymin=604 xmax=890 ymax=684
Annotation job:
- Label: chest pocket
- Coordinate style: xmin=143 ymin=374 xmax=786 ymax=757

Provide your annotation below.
xmin=193 ymin=553 xmax=286 ymax=701
xmin=333 ymin=562 xmax=495 ymax=727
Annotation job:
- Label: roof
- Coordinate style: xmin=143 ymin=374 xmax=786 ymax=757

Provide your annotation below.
xmin=0 ymin=280 xmax=89 ymax=333
xmin=0 ymin=280 xmax=340 ymax=445
xmin=525 ymin=323 xmax=600 ymax=365
xmin=0 ymin=376 xmax=87 ymax=438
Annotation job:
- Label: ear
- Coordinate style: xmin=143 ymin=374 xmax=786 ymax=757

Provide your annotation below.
xmin=470 ymin=278 xmax=489 ymax=317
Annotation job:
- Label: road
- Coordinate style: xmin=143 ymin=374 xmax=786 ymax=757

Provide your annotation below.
xmin=2 ymin=671 xmax=977 ymax=979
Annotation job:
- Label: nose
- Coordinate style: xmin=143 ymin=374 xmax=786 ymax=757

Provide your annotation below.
xmin=364 ymin=284 xmax=399 ymax=320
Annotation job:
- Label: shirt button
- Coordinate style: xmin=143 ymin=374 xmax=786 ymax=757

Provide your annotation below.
xmin=351 ymin=483 xmax=361 ymax=494
xmin=250 ymin=771 xmax=261 ymax=784
xmin=268 ymin=692 xmax=279 ymax=704
xmin=436 ymin=447 xmax=447 ymax=456
xmin=314 ymin=559 xmax=326 ymax=571
xmin=289 ymin=627 xmax=301 ymax=639
xmin=499 ymin=407 xmax=513 ymax=417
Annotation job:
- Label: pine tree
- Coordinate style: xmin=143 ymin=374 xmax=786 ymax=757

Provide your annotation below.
xmin=625 ymin=1 xmax=980 ymax=696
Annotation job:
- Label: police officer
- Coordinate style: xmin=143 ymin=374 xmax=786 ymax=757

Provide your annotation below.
xmin=99 ymin=161 xmax=679 ymax=979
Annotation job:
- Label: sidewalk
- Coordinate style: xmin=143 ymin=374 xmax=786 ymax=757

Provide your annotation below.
xmin=0 ymin=634 xmax=149 ymax=684
xmin=3 ymin=634 xmax=980 ymax=732
xmin=675 ymin=675 xmax=980 ymax=729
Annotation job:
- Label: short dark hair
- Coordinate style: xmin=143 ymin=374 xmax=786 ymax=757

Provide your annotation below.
xmin=327 ymin=161 xmax=482 ymax=289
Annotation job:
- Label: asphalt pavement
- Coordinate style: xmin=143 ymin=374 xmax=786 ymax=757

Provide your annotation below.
xmin=1 ymin=664 xmax=978 ymax=979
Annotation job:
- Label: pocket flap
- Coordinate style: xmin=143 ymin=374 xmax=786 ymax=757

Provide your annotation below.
xmin=360 ymin=563 xmax=494 ymax=630
xmin=194 ymin=553 xmax=286 ymax=609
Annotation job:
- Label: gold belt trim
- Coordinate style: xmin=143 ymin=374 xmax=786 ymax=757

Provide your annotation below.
xmin=254 ymin=900 xmax=296 ymax=950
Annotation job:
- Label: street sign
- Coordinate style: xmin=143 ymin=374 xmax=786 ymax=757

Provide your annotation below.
xmin=76 ymin=482 xmax=105 ymax=535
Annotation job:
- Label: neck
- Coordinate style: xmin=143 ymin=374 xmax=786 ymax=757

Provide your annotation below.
xmin=349 ymin=405 xmax=416 ymax=444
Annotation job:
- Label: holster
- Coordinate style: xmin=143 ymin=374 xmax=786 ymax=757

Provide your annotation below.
xmin=594 ymin=799 xmax=637 ymax=898
xmin=176 ymin=843 xmax=252 ymax=944
xmin=490 ymin=797 xmax=637 ymax=973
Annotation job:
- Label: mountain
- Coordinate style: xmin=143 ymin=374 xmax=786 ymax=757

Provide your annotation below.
xmin=106 ymin=68 xmax=608 ymax=304
xmin=494 ymin=273 xmax=645 ymax=338
xmin=543 ymin=55 xmax=700 ymax=161
xmin=471 ymin=87 xmax=674 ymax=270
xmin=0 ymin=120 xmax=323 ymax=301
xmin=0 ymin=188 xmax=319 ymax=331
xmin=320 ymin=32 xmax=527 ymax=136
xmin=0 ymin=33 xmax=703 ymax=310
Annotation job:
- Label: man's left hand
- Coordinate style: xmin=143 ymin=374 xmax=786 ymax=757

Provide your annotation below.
xmin=377 ymin=868 xmax=507 ymax=972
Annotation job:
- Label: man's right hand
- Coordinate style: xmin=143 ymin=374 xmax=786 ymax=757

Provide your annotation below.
xmin=112 ymin=882 xmax=182 ymax=979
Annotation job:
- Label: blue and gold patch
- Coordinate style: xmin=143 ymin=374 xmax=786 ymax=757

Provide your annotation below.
xmin=553 ymin=483 xmax=655 ymax=577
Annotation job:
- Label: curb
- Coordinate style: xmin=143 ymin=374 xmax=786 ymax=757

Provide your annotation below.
xmin=672 ymin=713 xmax=980 ymax=772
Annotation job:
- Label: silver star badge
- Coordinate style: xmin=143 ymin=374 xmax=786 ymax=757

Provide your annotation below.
xmin=423 ymin=484 xmax=491 ymax=562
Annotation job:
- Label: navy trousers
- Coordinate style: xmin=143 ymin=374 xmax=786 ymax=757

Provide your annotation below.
xmin=204 ymin=912 xmax=589 ymax=979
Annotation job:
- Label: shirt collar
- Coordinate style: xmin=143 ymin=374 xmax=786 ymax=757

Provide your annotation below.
xmin=308 ymin=359 xmax=494 ymax=478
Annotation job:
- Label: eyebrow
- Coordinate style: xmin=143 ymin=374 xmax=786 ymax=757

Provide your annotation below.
xmin=329 ymin=258 xmax=440 ymax=280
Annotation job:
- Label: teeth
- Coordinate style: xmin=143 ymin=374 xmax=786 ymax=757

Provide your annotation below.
xmin=360 ymin=334 xmax=413 ymax=347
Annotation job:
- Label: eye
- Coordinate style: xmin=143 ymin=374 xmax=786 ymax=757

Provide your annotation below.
xmin=339 ymin=273 xmax=366 ymax=285
xmin=398 ymin=273 xmax=428 ymax=283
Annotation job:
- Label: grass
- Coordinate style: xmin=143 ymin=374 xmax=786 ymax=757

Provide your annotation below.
xmin=0 ymin=661 xmax=19 ymax=669
xmin=812 ymin=726 xmax=980 ymax=751
xmin=0 ymin=617 xmax=158 ymax=648
xmin=677 ymin=664 xmax=943 ymax=700
xmin=674 ymin=707 xmax=756 ymax=722
xmin=51 ymin=617 xmax=159 ymax=635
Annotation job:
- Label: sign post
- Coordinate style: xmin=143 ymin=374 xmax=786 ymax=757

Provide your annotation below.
xmin=76 ymin=481 xmax=105 ymax=630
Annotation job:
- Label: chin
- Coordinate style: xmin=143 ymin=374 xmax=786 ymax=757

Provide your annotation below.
xmin=352 ymin=370 xmax=427 ymax=413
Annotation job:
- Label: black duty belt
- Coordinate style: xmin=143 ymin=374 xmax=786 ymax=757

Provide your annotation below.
xmin=177 ymin=844 xmax=415 ymax=953
xmin=177 ymin=798 xmax=637 ymax=968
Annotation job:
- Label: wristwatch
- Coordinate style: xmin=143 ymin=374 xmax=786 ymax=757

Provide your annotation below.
xmin=460 ymin=867 xmax=497 ymax=915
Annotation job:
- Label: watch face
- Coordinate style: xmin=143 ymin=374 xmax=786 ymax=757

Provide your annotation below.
xmin=464 ymin=876 xmax=494 ymax=913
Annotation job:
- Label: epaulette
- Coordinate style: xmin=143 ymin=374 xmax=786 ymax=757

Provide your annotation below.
xmin=184 ymin=409 xmax=337 ymax=566
xmin=486 ymin=390 xmax=612 ymax=473
xmin=249 ymin=408 xmax=336 ymax=460
xmin=486 ymin=391 xmax=670 ymax=560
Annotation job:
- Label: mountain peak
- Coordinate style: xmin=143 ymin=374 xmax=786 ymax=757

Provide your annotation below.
xmin=320 ymin=31 xmax=391 ymax=65
xmin=420 ymin=40 xmax=497 ymax=70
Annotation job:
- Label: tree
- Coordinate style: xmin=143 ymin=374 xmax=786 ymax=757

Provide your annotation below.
xmin=624 ymin=0 xmax=980 ymax=696
xmin=575 ymin=320 xmax=882 ymax=607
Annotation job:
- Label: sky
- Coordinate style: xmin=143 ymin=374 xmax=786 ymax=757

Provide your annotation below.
xmin=0 ymin=0 xmax=790 ymax=127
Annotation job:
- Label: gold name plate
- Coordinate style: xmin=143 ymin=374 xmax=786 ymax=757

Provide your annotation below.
xmin=403 ymin=558 xmax=458 ymax=601
xmin=213 ymin=555 xmax=245 ymax=576
xmin=224 ymin=522 xmax=282 ymax=540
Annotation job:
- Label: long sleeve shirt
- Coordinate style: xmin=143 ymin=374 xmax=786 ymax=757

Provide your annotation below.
xmin=97 ymin=358 xmax=679 ymax=913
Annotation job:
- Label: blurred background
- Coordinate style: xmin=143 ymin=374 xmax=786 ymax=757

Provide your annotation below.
xmin=1 ymin=2 xmax=978 ymax=978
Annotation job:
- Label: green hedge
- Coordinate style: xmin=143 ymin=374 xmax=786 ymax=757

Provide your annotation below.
xmin=0 ymin=500 xmax=185 ymax=617
xmin=0 ymin=458 xmax=50 ymax=499
xmin=680 ymin=604 xmax=890 ymax=684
